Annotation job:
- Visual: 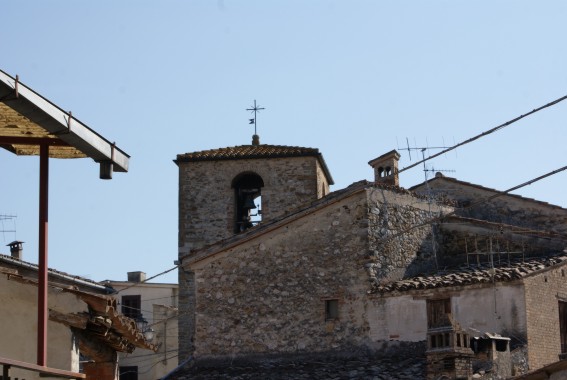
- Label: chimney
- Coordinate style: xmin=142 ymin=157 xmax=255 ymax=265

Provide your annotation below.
xmin=7 ymin=241 xmax=24 ymax=260
xmin=127 ymin=271 xmax=146 ymax=283
xmin=368 ymin=150 xmax=401 ymax=186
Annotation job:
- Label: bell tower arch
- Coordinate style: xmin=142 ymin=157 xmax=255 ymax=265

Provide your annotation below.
xmin=232 ymin=172 xmax=264 ymax=233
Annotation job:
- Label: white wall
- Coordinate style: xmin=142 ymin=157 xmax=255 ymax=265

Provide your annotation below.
xmin=0 ymin=274 xmax=82 ymax=379
xmin=368 ymin=283 xmax=526 ymax=343
xmin=109 ymin=281 xmax=178 ymax=380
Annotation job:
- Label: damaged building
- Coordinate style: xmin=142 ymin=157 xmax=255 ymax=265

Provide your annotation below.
xmin=170 ymin=139 xmax=567 ymax=379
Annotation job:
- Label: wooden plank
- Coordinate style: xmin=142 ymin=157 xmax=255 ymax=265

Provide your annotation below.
xmin=0 ymin=356 xmax=85 ymax=379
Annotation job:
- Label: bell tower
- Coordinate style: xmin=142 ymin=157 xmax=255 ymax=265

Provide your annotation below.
xmin=175 ymin=139 xmax=333 ymax=256
xmin=174 ymin=137 xmax=333 ymax=359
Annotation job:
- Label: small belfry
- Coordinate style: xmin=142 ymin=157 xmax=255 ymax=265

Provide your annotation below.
xmin=247 ymin=99 xmax=265 ymax=146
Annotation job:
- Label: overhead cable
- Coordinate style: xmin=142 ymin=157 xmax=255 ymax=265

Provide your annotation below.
xmin=399 ymin=94 xmax=567 ymax=174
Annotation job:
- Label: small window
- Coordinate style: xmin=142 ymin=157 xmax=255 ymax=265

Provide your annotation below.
xmin=427 ymin=298 xmax=451 ymax=328
xmin=325 ymin=299 xmax=339 ymax=321
xmin=121 ymin=295 xmax=141 ymax=319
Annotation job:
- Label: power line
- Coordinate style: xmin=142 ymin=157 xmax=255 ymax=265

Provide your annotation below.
xmin=398 ymin=94 xmax=567 ymax=174
xmin=380 ymin=162 xmax=567 ymax=248
xmin=115 ymin=265 xmax=179 ymax=294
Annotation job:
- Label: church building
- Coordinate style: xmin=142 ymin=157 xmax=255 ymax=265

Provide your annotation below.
xmin=173 ymin=132 xmax=567 ymax=379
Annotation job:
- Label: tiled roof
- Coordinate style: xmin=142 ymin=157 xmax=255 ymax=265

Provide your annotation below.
xmin=0 ymin=253 xmax=110 ymax=292
xmin=175 ymin=144 xmax=334 ymax=184
xmin=164 ymin=343 xmax=426 ymax=379
xmin=370 ymin=254 xmax=567 ymax=294
xmin=176 ymin=144 xmax=321 ymax=162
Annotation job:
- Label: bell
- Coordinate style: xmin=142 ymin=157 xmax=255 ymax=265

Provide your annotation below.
xmin=242 ymin=196 xmax=257 ymax=210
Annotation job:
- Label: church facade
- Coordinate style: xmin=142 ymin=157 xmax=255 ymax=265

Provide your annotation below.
xmin=174 ymin=137 xmax=567 ymax=377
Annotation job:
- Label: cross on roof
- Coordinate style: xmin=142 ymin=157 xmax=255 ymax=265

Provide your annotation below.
xmin=246 ymin=99 xmax=265 ymax=136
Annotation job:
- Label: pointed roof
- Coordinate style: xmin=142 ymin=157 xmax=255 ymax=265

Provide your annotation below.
xmin=175 ymin=144 xmax=334 ymax=184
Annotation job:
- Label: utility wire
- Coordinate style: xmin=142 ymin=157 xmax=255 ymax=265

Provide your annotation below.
xmin=115 ymin=265 xmax=179 ymax=294
xmin=399 ymin=94 xmax=567 ymax=174
xmin=380 ymin=162 xmax=567 ymax=248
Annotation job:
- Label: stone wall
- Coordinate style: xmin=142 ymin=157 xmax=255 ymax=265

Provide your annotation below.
xmin=417 ymin=178 xmax=567 ymax=236
xmin=177 ymin=156 xmax=328 ymax=257
xmin=178 ymin=269 xmax=196 ymax=360
xmin=184 ymin=185 xmax=453 ymax=359
xmin=366 ymin=187 xmax=453 ymax=283
xmin=190 ymin=190 xmax=371 ymax=358
xmin=523 ymin=262 xmax=567 ymax=369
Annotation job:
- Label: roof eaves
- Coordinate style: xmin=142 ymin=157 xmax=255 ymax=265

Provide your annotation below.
xmin=0 ymin=70 xmax=129 ymax=172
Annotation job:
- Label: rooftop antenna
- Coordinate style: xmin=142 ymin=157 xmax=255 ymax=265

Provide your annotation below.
xmin=0 ymin=214 xmax=17 ymax=242
xmin=395 ymin=138 xmax=456 ymax=271
xmin=246 ymin=99 xmax=265 ymax=146
xmin=396 ymin=137 xmax=456 ymax=182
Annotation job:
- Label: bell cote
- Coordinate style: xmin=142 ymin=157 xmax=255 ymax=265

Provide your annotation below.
xmin=368 ymin=150 xmax=401 ymax=187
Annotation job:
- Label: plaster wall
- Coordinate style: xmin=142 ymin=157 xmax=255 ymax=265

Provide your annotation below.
xmin=0 ymin=274 xmax=82 ymax=379
xmin=451 ymin=284 xmax=526 ymax=338
xmin=368 ymin=295 xmax=426 ymax=342
xmin=109 ymin=282 xmax=178 ymax=380
xmin=369 ymin=284 xmax=526 ymax=344
xmin=110 ymin=282 xmax=178 ymax=325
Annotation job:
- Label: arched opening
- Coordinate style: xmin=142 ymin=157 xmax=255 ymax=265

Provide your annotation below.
xmin=232 ymin=172 xmax=264 ymax=233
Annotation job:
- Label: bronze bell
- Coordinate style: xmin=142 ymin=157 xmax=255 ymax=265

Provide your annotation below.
xmin=242 ymin=195 xmax=257 ymax=210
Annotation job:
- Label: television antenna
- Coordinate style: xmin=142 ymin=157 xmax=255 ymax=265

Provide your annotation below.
xmin=0 ymin=214 xmax=17 ymax=242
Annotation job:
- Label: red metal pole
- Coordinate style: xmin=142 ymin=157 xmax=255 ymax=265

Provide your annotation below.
xmin=38 ymin=144 xmax=49 ymax=366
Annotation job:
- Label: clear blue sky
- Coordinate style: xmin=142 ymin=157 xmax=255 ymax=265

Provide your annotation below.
xmin=2 ymin=1 xmax=567 ymax=284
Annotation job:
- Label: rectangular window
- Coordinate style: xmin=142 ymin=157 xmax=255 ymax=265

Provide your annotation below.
xmin=122 ymin=295 xmax=141 ymax=319
xmin=325 ymin=299 xmax=339 ymax=321
xmin=119 ymin=366 xmax=138 ymax=380
xmin=560 ymin=301 xmax=567 ymax=354
xmin=427 ymin=298 xmax=451 ymax=328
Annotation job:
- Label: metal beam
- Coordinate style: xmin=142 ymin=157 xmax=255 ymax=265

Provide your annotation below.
xmin=37 ymin=143 xmax=49 ymax=366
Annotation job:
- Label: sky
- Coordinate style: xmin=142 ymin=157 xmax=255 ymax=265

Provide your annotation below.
xmin=1 ymin=1 xmax=567 ymax=284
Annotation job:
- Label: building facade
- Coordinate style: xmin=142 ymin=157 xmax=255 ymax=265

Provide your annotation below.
xmin=174 ymin=141 xmax=567 ymax=378
xmin=105 ymin=272 xmax=178 ymax=380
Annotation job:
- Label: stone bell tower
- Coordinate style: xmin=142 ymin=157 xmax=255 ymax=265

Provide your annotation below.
xmin=174 ymin=134 xmax=334 ymax=358
xmin=175 ymin=135 xmax=333 ymax=256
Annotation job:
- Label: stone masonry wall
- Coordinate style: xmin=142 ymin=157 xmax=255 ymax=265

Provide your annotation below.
xmin=178 ymin=156 xmax=325 ymax=257
xmin=177 ymin=155 xmax=327 ymax=360
xmin=522 ymin=262 xmax=567 ymax=369
xmin=419 ymin=178 xmax=567 ymax=236
xmin=190 ymin=190 xmax=371 ymax=358
xmin=366 ymin=187 xmax=454 ymax=283
xmin=187 ymin=186 xmax=452 ymax=359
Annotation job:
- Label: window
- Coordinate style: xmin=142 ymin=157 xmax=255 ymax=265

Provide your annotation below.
xmin=427 ymin=298 xmax=451 ymax=328
xmin=121 ymin=295 xmax=141 ymax=319
xmin=560 ymin=301 xmax=567 ymax=353
xmin=119 ymin=366 xmax=138 ymax=380
xmin=325 ymin=299 xmax=339 ymax=321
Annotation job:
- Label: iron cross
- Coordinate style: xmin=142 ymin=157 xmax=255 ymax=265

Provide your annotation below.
xmin=246 ymin=100 xmax=265 ymax=135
